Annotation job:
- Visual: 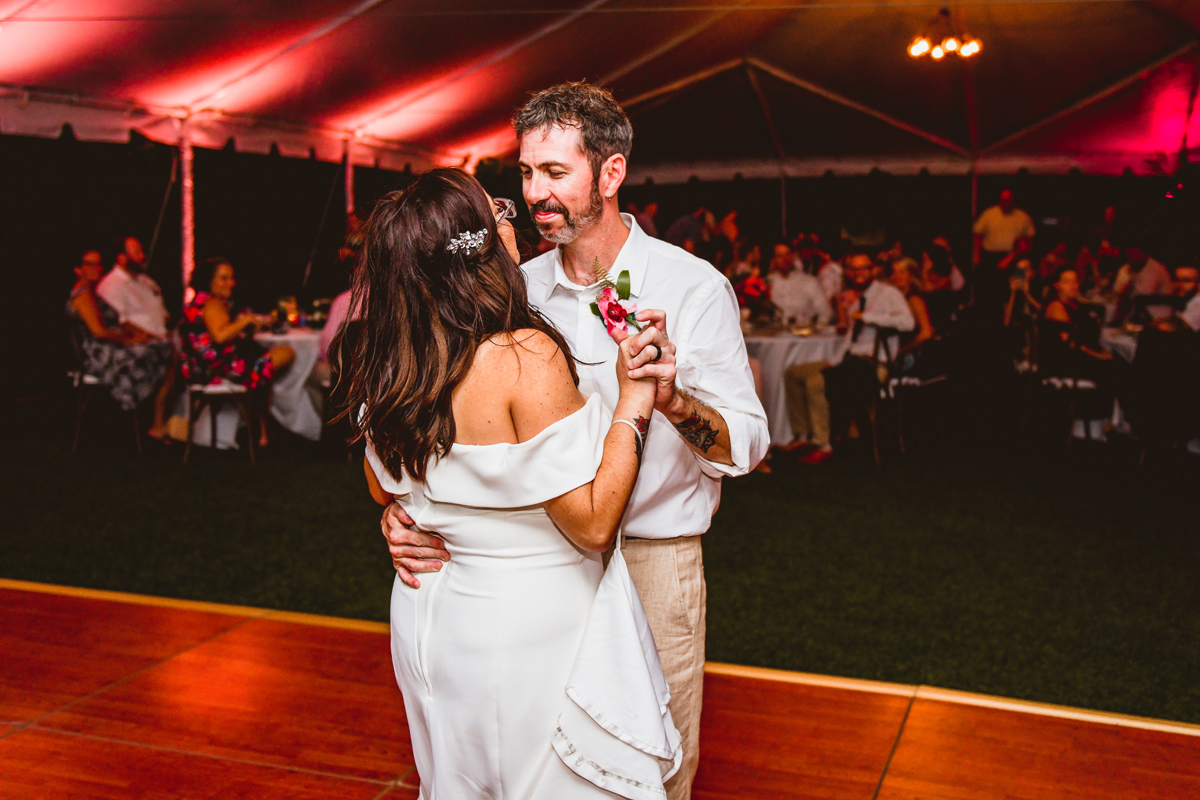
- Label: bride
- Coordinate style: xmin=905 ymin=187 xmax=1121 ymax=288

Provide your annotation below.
xmin=346 ymin=168 xmax=679 ymax=799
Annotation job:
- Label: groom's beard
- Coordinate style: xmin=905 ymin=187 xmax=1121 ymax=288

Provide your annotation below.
xmin=531 ymin=184 xmax=603 ymax=245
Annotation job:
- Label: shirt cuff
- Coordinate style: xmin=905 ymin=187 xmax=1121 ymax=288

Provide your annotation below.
xmin=691 ymin=406 xmax=769 ymax=479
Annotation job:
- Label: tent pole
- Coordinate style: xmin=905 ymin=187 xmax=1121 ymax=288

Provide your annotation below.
xmin=970 ymin=166 xmax=978 ymax=222
xmin=344 ymin=139 xmax=355 ymax=216
xmin=180 ymin=119 xmax=195 ymax=305
xmin=780 ymin=175 xmax=787 ymax=239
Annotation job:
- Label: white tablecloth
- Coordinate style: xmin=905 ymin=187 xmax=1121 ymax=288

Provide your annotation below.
xmin=255 ymin=329 xmax=323 ymax=441
xmin=177 ymin=328 xmax=323 ymax=449
xmin=744 ymin=331 xmax=847 ymax=446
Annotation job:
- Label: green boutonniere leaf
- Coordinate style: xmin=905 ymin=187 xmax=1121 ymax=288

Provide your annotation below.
xmin=616 ymin=270 xmax=631 ymax=301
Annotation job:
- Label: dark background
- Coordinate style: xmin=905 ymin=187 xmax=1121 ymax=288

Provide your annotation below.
xmin=3 ymin=128 xmax=1195 ymax=400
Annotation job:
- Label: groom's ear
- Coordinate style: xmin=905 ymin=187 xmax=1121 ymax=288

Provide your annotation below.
xmin=599 ymin=153 xmax=626 ymax=200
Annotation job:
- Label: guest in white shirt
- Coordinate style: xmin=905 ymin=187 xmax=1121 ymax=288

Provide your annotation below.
xmin=96 ymin=236 xmax=177 ymax=441
xmin=767 ymin=242 xmax=830 ymax=327
xmin=823 ymin=251 xmax=914 ymax=445
xmin=781 ymin=252 xmax=914 ymax=466
xmin=379 ymin=82 xmax=768 ymax=800
xmin=1114 ymin=244 xmax=1174 ymax=322
xmin=96 ymin=237 xmax=170 ymax=339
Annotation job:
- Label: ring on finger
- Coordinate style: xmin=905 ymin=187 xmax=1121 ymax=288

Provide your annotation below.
xmin=648 ymin=344 xmax=663 ymax=362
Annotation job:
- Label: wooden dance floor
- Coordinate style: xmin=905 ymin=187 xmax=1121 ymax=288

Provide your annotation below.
xmin=3 ymin=579 xmax=1198 ymax=799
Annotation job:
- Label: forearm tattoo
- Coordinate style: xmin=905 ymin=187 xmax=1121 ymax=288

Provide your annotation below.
xmin=672 ymin=394 xmax=719 ymax=453
xmin=633 ymin=415 xmax=650 ymax=465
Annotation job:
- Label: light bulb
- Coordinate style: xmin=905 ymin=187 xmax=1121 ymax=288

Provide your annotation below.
xmin=960 ymin=39 xmax=981 ymax=57
xmin=943 ymin=37 xmax=959 ymax=52
xmin=931 ymin=45 xmax=945 ymax=59
xmin=909 ymin=37 xmax=930 ymax=57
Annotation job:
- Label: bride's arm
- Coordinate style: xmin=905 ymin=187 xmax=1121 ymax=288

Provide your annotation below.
xmin=509 ymin=331 xmax=656 ymax=553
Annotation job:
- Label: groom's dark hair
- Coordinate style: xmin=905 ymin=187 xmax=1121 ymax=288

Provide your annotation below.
xmin=513 ymin=82 xmax=633 ymax=185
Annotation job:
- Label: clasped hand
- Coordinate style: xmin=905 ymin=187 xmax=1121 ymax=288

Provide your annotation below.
xmin=609 ymin=309 xmax=678 ymax=411
xmin=381 ymin=308 xmax=678 ymax=588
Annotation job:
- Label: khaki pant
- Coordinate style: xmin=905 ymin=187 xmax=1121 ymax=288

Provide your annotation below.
xmin=784 ymin=361 xmax=831 ymax=447
xmin=622 ymin=536 xmax=706 ymax=800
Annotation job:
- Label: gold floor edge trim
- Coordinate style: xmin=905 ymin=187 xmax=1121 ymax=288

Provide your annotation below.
xmin=7 ymin=578 xmax=1198 ymax=736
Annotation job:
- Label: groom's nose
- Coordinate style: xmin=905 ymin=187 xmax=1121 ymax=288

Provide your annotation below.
xmin=523 ymin=173 xmax=551 ymax=207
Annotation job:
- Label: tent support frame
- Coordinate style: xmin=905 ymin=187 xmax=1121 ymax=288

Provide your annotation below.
xmin=745 ymin=57 xmax=970 ymax=158
xmin=982 ymin=41 xmax=1198 ymax=154
xmin=745 ymin=64 xmax=788 ymax=237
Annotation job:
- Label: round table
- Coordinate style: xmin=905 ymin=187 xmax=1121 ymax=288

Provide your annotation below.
xmin=744 ymin=331 xmax=847 ymax=446
xmin=255 ymin=328 xmax=323 ymax=441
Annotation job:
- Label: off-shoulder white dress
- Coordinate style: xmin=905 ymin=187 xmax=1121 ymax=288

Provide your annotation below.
xmin=366 ymin=394 xmax=680 ymax=800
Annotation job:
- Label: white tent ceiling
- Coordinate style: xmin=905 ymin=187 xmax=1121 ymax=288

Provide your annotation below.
xmin=2 ymin=0 xmax=1199 ymax=179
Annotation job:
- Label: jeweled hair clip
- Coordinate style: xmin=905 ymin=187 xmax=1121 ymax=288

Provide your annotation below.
xmin=447 ymin=229 xmax=487 ymax=255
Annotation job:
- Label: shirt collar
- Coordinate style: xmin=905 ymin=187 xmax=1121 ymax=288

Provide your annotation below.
xmin=542 ymin=214 xmax=648 ymax=303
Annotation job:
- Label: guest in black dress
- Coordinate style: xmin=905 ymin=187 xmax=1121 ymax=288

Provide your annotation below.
xmin=1041 ymin=267 xmax=1122 ymax=418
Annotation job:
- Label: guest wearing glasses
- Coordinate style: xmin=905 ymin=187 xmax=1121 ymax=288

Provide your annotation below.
xmin=66 ymin=248 xmax=175 ymax=437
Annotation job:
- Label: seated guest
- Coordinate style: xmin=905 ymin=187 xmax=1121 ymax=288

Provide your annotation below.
xmin=96 ymin=236 xmax=170 ymax=341
xmin=309 ymin=286 xmax=364 ymax=410
xmin=767 ymin=241 xmax=831 ymax=327
xmin=1003 ymin=257 xmax=1042 ymax=361
xmin=1174 ymin=265 xmax=1200 ymax=331
xmin=1041 ymin=267 xmax=1115 ymax=379
xmin=180 ymin=257 xmax=295 ymax=447
xmin=1114 ymin=240 xmax=1173 ymax=322
xmin=728 ymin=241 xmax=761 ymax=283
xmin=930 ymin=236 xmax=966 ymax=292
xmin=815 ymin=250 xmax=844 ymax=302
xmin=1038 ymin=241 xmax=1071 ymax=285
xmin=66 ymin=249 xmax=174 ymax=438
xmin=921 ymin=246 xmax=962 ymax=333
xmin=783 ymin=252 xmax=914 ymax=466
xmin=887 ymin=257 xmax=934 ymax=351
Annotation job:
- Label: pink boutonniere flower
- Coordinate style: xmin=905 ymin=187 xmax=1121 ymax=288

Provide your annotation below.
xmin=589 ymin=258 xmax=641 ymax=337
xmin=596 ymin=286 xmax=638 ymax=336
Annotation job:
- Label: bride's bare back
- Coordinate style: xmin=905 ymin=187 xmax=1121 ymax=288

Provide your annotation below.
xmin=451 ymin=329 xmax=585 ymax=447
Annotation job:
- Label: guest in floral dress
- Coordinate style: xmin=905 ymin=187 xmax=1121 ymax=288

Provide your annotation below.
xmin=180 ymin=257 xmax=295 ymax=446
xmin=66 ymin=249 xmax=175 ymax=438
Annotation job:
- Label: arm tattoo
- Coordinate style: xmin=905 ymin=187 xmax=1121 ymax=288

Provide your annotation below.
xmin=671 ymin=395 xmax=719 ymax=453
xmin=633 ymin=415 xmax=649 ymax=465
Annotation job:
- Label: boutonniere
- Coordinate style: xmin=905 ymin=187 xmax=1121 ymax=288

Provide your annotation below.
xmin=589 ymin=258 xmax=641 ymax=336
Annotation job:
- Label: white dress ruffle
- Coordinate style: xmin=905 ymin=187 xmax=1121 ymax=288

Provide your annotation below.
xmin=366 ymin=394 xmax=679 ymax=800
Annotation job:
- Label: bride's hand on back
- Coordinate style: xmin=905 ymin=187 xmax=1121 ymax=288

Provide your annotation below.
xmin=616 ymin=336 xmax=657 ymax=403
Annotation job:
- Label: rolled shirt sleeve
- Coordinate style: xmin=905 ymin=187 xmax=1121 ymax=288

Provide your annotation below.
xmin=672 ymin=277 xmax=770 ymax=478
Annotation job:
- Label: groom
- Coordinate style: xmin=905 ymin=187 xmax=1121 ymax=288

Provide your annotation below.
xmin=381 ymin=82 xmax=768 ymax=798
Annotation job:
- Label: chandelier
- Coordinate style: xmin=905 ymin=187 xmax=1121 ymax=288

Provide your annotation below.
xmin=909 ymin=7 xmax=981 ymax=60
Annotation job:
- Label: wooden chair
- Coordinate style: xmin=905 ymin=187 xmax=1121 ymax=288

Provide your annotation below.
xmin=182 ymin=381 xmax=255 ymax=464
xmin=864 ymin=325 xmax=901 ymax=465
xmin=66 ymin=329 xmax=141 ymax=454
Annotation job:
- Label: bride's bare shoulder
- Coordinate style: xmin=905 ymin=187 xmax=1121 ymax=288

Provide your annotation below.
xmin=475 ymin=329 xmax=583 ymax=441
xmin=477 ymin=329 xmax=567 ymax=376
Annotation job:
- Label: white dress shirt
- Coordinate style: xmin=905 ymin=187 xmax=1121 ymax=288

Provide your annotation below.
xmin=96 ymin=266 xmax=168 ymax=337
xmin=523 ymin=214 xmax=769 ymax=540
xmin=842 ymin=281 xmax=915 ymax=360
xmin=1181 ymin=294 xmax=1200 ymax=331
xmin=768 ymin=270 xmax=831 ymax=327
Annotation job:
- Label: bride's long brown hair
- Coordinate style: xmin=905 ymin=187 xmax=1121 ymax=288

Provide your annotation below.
xmin=343 ymin=168 xmax=576 ymax=483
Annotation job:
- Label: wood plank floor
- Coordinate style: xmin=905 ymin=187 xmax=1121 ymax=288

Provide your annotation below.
xmin=3 ymin=580 xmax=1198 ymax=799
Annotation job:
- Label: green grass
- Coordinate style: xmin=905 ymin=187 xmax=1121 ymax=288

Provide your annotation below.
xmin=3 ymin=397 xmax=1198 ymax=724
